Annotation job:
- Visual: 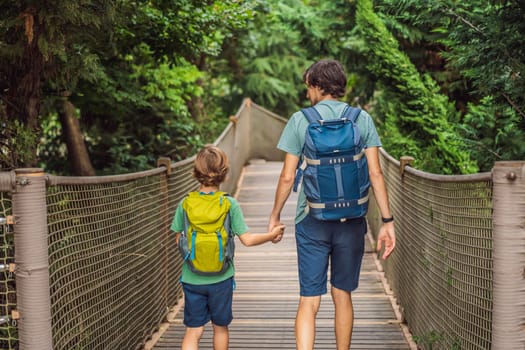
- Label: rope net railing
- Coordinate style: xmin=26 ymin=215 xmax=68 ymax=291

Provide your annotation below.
xmin=0 ymin=192 xmax=16 ymax=349
xmin=45 ymin=159 xmax=206 ymax=350
xmin=368 ymin=150 xmax=494 ymax=350
xmin=0 ymin=100 xmax=523 ymax=350
xmin=46 ymin=171 xmax=174 ymax=350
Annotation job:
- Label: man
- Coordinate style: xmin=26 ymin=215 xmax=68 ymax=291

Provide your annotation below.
xmin=268 ymin=59 xmax=396 ymax=350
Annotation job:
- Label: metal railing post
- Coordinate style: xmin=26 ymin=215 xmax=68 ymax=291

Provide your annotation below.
xmin=12 ymin=168 xmax=53 ymax=350
xmin=491 ymin=161 xmax=525 ymax=350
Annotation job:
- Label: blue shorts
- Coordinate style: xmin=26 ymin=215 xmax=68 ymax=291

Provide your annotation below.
xmin=295 ymin=214 xmax=367 ymax=296
xmin=181 ymin=277 xmax=234 ymax=327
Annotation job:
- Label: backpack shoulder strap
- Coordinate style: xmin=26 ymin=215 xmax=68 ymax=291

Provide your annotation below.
xmin=301 ymin=107 xmax=323 ymax=123
xmin=341 ymin=105 xmax=363 ymax=146
xmin=181 ymin=194 xmax=191 ymax=233
xmin=341 ymin=105 xmax=362 ymax=123
xmin=216 ymin=191 xmax=230 ymax=201
xmin=220 ymin=193 xmax=234 ymax=236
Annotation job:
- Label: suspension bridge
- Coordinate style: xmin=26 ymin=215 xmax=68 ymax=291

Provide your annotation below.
xmin=0 ymin=99 xmax=523 ymax=350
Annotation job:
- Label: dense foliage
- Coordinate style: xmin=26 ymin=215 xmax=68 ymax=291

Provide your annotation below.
xmin=1 ymin=0 xmax=523 ymax=175
xmin=371 ymin=0 xmax=525 ymax=171
xmin=356 ymin=0 xmax=478 ymax=174
xmin=1 ymin=0 xmax=253 ymax=174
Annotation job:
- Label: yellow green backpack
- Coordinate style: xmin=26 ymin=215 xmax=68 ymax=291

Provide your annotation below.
xmin=178 ymin=191 xmax=234 ymax=276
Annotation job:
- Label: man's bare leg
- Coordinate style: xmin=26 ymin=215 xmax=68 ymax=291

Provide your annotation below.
xmin=295 ymin=295 xmax=321 ymax=350
xmin=212 ymin=324 xmax=229 ymax=350
xmin=331 ymin=286 xmax=354 ymax=349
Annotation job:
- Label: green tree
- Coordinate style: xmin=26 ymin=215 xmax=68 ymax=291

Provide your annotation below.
xmin=221 ymin=0 xmax=311 ymax=116
xmin=0 ymin=1 xmax=115 ymax=171
xmin=221 ymin=0 xmax=360 ymax=117
xmin=440 ymin=0 xmax=525 ymax=170
xmin=373 ymin=0 xmax=525 ymax=171
xmin=355 ymin=0 xmax=478 ymax=174
xmin=3 ymin=0 xmax=522 ymax=175
xmin=68 ymin=0 xmax=254 ymax=174
xmin=1 ymin=1 xmax=254 ymax=174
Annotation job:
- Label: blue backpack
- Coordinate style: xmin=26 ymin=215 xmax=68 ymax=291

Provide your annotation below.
xmin=293 ymin=105 xmax=370 ymax=221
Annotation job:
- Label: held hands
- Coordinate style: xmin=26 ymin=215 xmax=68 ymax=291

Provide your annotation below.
xmin=376 ymin=222 xmax=396 ymax=260
xmin=270 ymin=224 xmax=285 ymax=243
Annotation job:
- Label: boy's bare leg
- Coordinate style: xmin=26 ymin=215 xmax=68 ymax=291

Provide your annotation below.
xmin=295 ymin=295 xmax=321 ymax=350
xmin=331 ymin=286 xmax=354 ymax=350
xmin=212 ymin=324 xmax=229 ymax=350
xmin=182 ymin=326 xmax=204 ymax=350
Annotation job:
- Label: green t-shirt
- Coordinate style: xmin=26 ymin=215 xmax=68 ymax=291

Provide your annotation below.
xmin=170 ymin=193 xmax=249 ymax=285
xmin=277 ymin=100 xmax=382 ymax=224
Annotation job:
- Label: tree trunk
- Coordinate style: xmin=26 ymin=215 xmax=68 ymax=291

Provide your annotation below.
xmin=58 ymin=98 xmax=96 ymax=176
xmin=4 ymin=8 xmax=42 ymax=168
xmin=187 ymin=54 xmax=207 ymax=122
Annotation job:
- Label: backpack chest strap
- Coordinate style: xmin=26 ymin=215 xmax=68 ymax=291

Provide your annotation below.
xmin=307 ymin=194 xmax=369 ymax=210
xmin=303 ymin=150 xmax=365 ymax=166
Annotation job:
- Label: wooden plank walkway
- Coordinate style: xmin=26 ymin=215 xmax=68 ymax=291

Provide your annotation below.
xmin=152 ymin=160 xmax=413 ymax=349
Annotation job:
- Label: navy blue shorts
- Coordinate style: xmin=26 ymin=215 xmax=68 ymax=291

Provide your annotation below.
xmin=295 ymin=214 xmax=367 ymax=296
xmin=181 ymin=277 xmax=234 ymax=327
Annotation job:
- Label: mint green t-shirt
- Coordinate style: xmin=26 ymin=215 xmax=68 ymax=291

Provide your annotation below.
xmin=277 ymin=100 xmax=382 ymax=224
xmin=170 ymin=194 xmax=249 ymax=285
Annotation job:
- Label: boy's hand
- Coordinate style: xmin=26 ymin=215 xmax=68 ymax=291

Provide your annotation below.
xmin=271 ymin=224 xmax=285 ymax=243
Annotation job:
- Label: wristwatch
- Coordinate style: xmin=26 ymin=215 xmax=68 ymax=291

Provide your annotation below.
xmin=381 ymin=216 xmax=394 ymax=223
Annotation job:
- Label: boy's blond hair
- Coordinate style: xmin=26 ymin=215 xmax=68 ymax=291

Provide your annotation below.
xmin=193 ymin=145 xmax=229 ymax=187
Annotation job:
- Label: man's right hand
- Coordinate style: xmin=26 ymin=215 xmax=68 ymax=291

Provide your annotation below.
xmin=270 ymin=223 xmax=285 ymax=243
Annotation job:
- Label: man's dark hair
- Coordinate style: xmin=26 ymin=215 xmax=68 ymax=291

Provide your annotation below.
xmin=303 ymin=59 xmax=347 ymax=98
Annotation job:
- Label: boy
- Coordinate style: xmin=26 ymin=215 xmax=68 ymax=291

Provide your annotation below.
xmin=171 ymin=144 xmax=285 ymax=350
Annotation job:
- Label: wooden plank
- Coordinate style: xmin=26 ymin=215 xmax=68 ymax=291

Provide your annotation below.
xmin=152 ymin=161 xmax=413 ymax=350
